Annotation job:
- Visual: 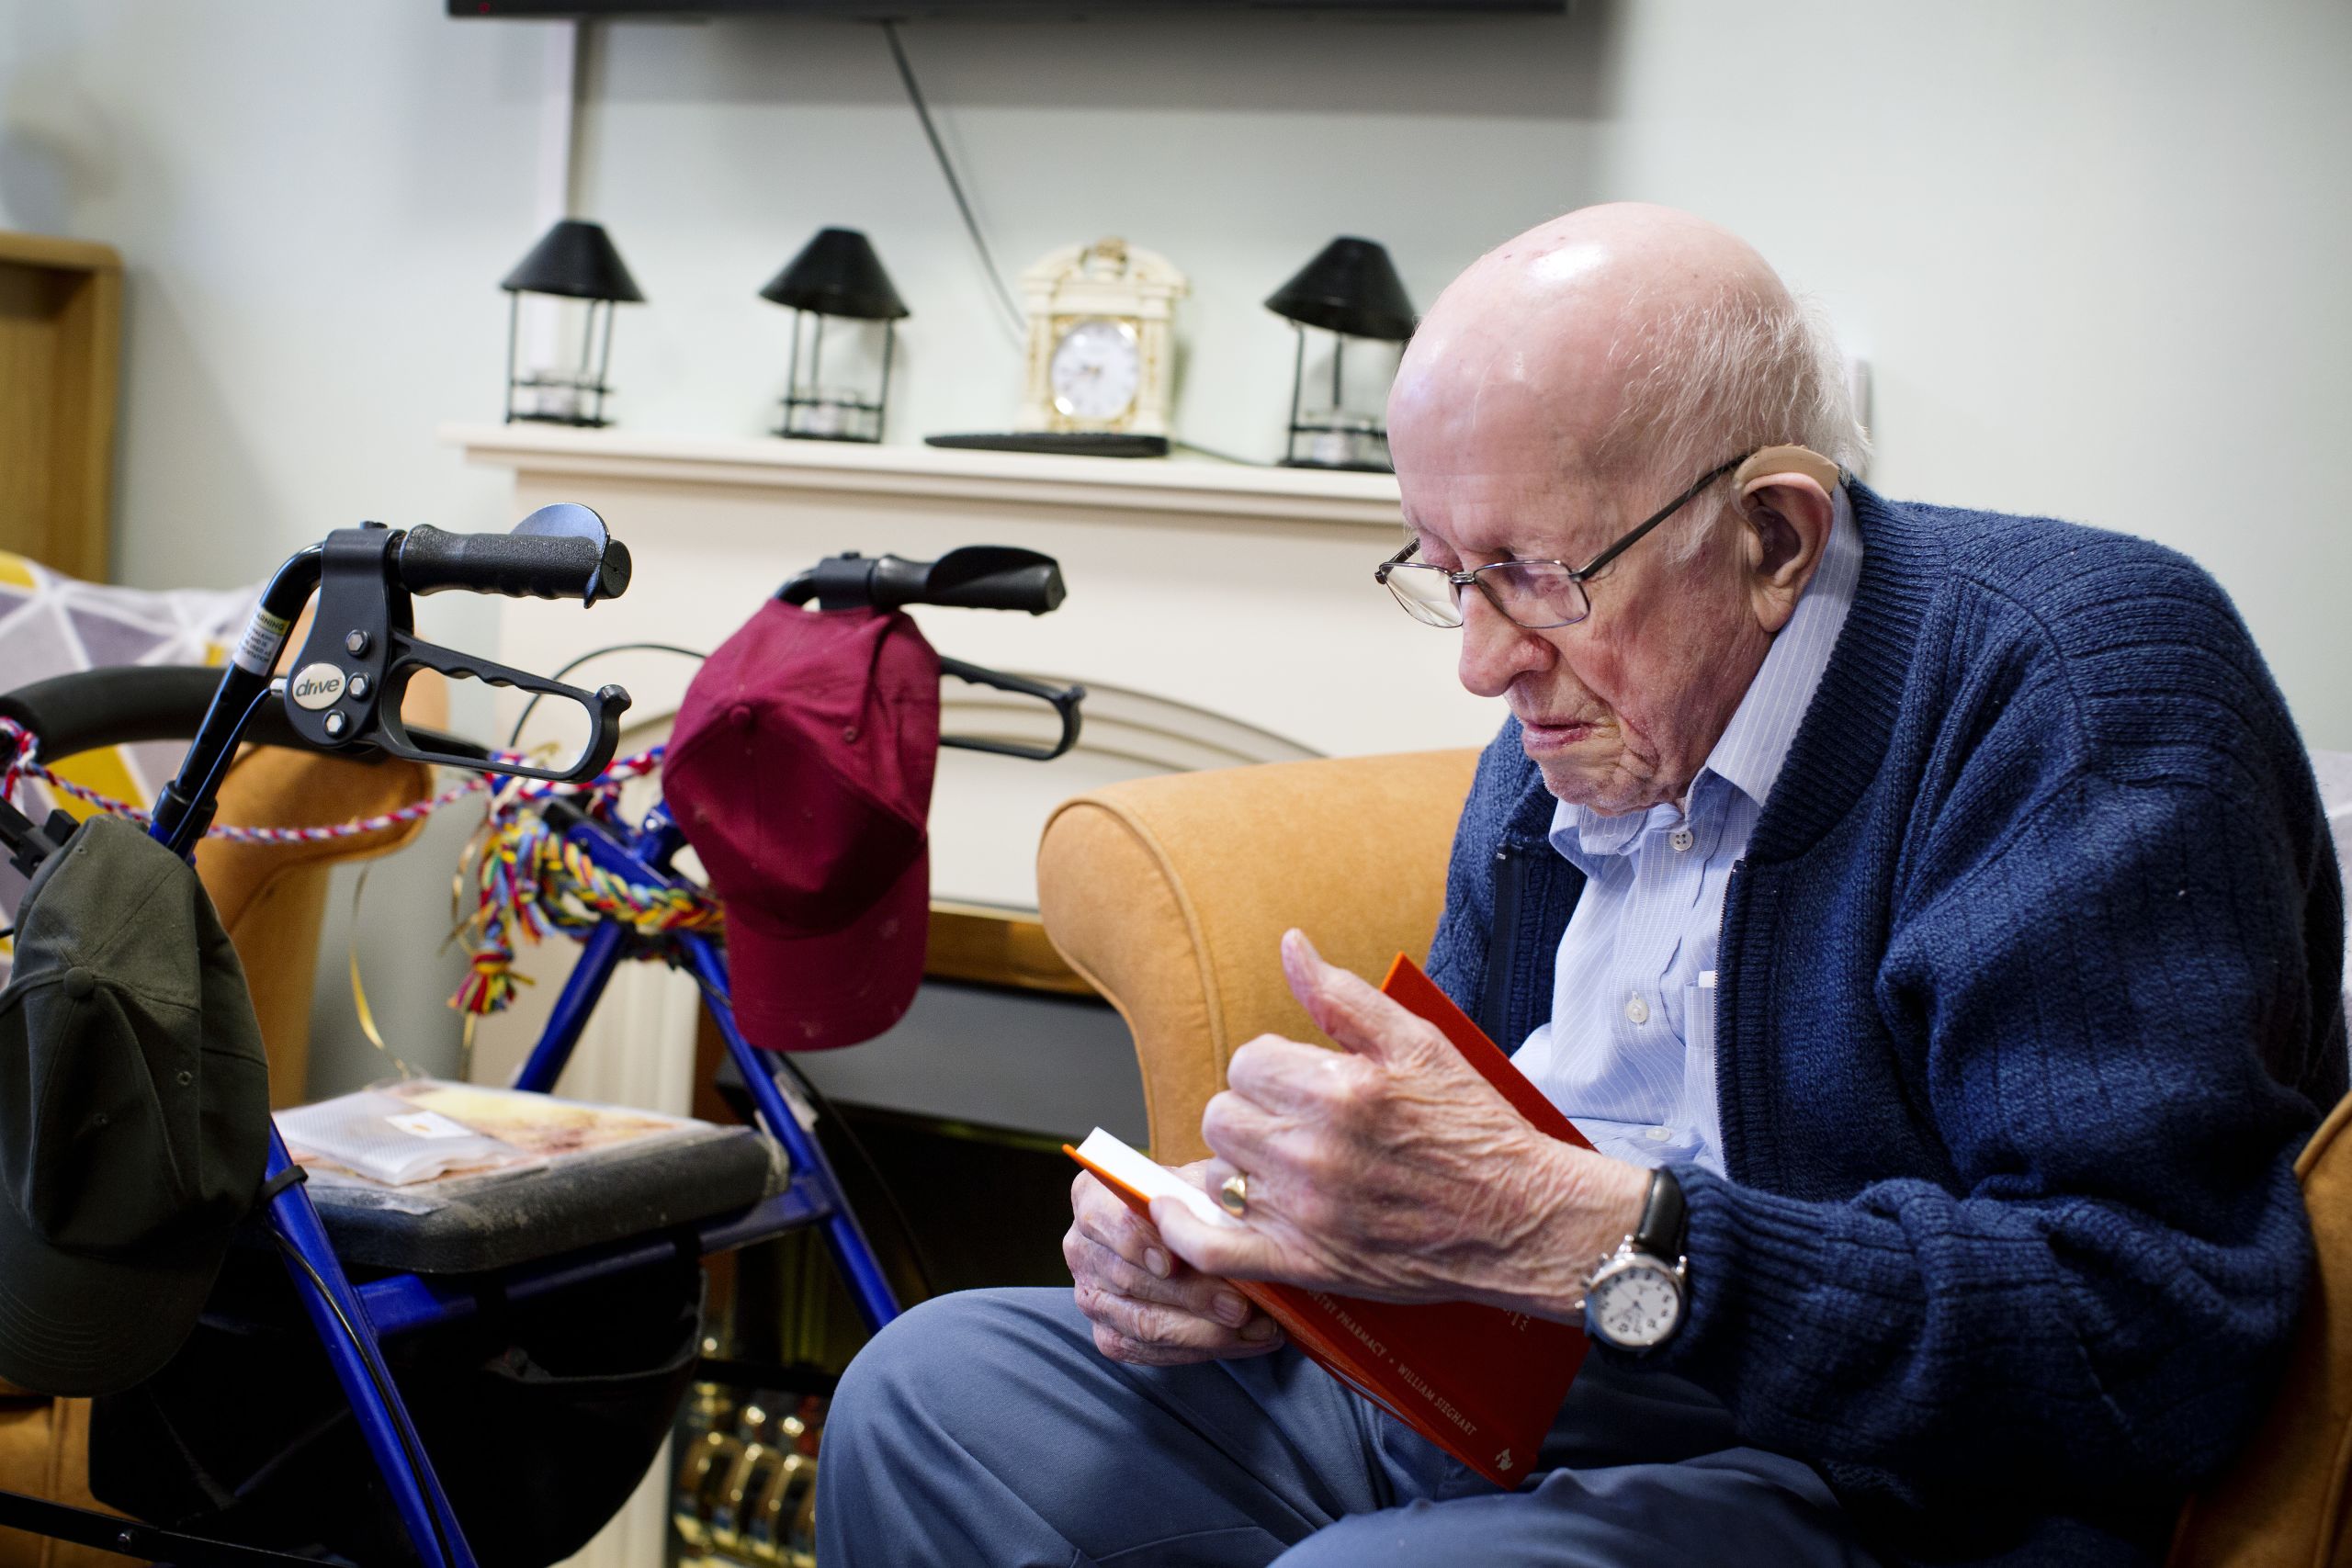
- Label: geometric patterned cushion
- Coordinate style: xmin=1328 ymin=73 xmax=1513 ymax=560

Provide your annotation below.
xmin=0 ymin=549 xmax=261 ymax=981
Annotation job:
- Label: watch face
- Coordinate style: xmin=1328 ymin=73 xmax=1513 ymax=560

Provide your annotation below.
xmin=1588 ymin=1258 xmax=1683 ymax=1349
xmin=1049 ymin=318 xmax=1141 ymax=423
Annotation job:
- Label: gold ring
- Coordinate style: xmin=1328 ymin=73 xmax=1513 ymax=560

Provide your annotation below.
xmin=1216 ymin=1173 xmax=1250 ymax=1218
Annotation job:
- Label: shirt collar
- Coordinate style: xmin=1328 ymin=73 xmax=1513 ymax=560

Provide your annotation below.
xmin=1551 ymin=485 xmax=1864 ymax=862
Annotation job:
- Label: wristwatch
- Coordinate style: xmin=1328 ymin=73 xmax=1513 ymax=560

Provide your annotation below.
xmin=1583 ymin=1168 xmax=1689 ymax=1351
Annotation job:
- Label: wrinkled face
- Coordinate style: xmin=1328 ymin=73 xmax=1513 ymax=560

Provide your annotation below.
xmin=1389 ymin=402 xmax=1773 ymax=817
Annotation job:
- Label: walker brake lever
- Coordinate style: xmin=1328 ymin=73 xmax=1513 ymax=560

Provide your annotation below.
xmin=939 ymin=656 xmax=1084 ymax=761
xmin=376 ymin=635 xmax=631 ymax=784
xmin=281 ymin=521 xmax=632 ymax=785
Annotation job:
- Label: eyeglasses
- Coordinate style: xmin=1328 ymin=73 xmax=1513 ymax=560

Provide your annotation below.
xmin=1374 ymin=451 xmax=1750 ymax=630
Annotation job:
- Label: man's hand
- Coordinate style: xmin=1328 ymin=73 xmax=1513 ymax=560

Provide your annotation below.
xmin=1065 ymin=1159 xmax=1286 ymax=1366
xmin=1148 ymin=930 xmax=1649 ymax=1321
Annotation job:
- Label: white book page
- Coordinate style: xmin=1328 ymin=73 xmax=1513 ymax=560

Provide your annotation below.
xmin=1074 ymin=1127 xmax=1245 ymax=1231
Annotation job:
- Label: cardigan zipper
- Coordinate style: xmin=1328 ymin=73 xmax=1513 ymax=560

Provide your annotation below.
xmin=1714 ymin=858 xmax=1744 ymax=1178
xmin=1478 ymin=841 xmax=1528 ymax=1048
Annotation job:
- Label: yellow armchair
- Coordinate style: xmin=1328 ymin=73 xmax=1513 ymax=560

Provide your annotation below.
xmin=1034 ymin=748 xmax=2352 ymax=1566
xmin=1036 ymin=748 xmax=1477 ymax=1167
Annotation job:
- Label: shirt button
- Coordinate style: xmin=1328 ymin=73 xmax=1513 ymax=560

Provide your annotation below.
xmin=1624 ymin=993 xmax=1650 ymax=1025
xmin=1645 ymin=1126 xmax=1674 ymax=1143
xmin=1669 ymin=827 xmax=1695 ymax=852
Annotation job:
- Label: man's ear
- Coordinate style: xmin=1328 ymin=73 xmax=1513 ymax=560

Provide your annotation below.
xmin=1736 ymin=473 xmax=1836 ymax=634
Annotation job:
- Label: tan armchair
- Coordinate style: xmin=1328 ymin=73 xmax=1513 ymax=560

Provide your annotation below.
xmin=1035 ymin=749 xmax=2352 ymax=1566
xmin=0 ymin=744 xmax=433 ymax=1568
xmin=1037 ymin=750 xmax=1478 ymax=1166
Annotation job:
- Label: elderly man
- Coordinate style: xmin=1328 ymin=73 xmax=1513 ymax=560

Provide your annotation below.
xmin=817 ymin=205 xmax=2346 ymax=1565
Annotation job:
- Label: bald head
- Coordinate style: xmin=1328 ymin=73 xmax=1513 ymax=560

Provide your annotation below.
xmin=1383 ymin=205 xmax=1863 ymax=817
xmin=1388 ymin=204 xmax=1805 ymax=500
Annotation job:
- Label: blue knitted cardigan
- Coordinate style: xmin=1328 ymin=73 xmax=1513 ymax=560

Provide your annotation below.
xmin=1423 ymin=484 xmax=2347 ymax=1565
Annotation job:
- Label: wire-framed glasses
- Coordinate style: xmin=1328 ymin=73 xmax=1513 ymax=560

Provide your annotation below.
xmin=1374 ymin=451 xmax=1751 ymax=630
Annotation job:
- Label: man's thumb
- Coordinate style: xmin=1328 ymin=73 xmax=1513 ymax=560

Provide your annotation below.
xmin=1279 ymin=929 xmax=1415 ymax=1060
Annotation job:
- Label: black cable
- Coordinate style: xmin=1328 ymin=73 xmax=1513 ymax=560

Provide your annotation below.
xmin=879 ymin=21 xmax=1028 ymax=350
xmin=505 ymin=640 xmax=709 ymax=750
xmin=269 ymin=1232 xmax=459 ymax=1568
xmin=161 ymin=683 xmax=277 ymax=859
xmin=1170 ymin=438 xmax=1268 ymax=467
xmin=765 ymin=1049 xmax=940 ymax=1303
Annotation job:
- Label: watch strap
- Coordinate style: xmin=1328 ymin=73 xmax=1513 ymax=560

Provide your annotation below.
xmin=1634 ymin=1168 xmax=1687 ymax=1260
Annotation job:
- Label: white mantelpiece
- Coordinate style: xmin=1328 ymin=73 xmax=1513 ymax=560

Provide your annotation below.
xmin=448 ymin=423 xmax=1408 ymax=529
xmin=444 ymin=423 xmax=1498 ymax=776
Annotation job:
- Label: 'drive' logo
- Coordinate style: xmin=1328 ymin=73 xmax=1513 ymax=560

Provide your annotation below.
xmin=290 ymin=663 xmax=347 ymax=711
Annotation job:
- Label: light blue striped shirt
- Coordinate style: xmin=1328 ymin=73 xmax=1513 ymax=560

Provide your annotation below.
xmin=1510 ymin=489 xmax=1862 ymax=1176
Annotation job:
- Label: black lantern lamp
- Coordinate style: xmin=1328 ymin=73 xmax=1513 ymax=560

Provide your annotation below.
xmin=760 ymin=228 xmax=910 ymax=444
xmin=1266 ymin=237 xmax=1416 ymax=472
xmin=499 ymin=219 xmax=646 ymax=428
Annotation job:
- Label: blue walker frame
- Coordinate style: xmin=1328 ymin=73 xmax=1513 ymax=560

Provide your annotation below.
xmin=234 ymin=797 xmax=903 ymax=1568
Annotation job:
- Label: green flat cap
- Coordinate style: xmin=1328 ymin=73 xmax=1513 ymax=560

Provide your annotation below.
xmin=0 ymin=814 xmax=269 ymax=1396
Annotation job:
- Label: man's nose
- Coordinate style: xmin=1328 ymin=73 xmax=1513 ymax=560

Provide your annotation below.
xmin=1456 ymin=590 xmax=1549 ymax=698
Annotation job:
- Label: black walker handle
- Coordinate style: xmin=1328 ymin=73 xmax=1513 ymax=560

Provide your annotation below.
xmin=130 ymin=504 xmax=632 ymax=856
xmin=778 ymin=546 xmax=1064 ymax=615
xmin=284 ymin=517 xmax=631 ymax=785
xmin=773 ymin=546 xmax=1082 ymax=760
xmin=397 ymin=504 xmax=631 ymax=605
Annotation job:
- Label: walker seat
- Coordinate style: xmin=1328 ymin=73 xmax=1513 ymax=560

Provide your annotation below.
xmin=292 ymin=1120 xmax=786 ymax=1275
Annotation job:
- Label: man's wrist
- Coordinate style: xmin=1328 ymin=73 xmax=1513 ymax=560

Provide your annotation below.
xmin=1498 ymin=1143 xmax=1651 ymax=1322
xmin=1585 ymin=1156 xmax=1655 ymax=1271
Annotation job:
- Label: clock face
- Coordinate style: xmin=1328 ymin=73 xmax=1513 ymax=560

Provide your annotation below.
xmin=1049 ymin=318 xmax=1141 ymax=423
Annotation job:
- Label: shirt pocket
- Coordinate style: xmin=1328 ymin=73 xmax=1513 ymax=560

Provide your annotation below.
xmin=1676 ymin=978 xmax=1722 ymax=1167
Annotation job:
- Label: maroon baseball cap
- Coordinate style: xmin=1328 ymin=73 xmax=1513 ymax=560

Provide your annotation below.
xmin=663 ymin=602 xmax=941 ymax=1051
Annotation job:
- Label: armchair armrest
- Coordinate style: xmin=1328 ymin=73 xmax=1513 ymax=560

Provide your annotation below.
xmin=1036 ymin=750 xmax=1478 ymax=1164
xmin=196 ymin=747 xmax=435 ymax=1107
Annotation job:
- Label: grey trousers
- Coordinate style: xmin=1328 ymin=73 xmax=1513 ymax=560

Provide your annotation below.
xmin=815 ymin=1287 xmax=1878 ymax=1567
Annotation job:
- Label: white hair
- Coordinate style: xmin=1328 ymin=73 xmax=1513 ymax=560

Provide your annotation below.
xmin=1594 ymin=287 xmax=1871 ymax=561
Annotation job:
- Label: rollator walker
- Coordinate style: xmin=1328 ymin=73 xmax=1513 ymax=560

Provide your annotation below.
xmin=0 ymin=505 xmax=1081 ymax=1568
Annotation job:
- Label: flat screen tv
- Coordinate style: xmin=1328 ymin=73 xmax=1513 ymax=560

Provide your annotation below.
xmin=451 ymin=1 xmax=1561 ymax=16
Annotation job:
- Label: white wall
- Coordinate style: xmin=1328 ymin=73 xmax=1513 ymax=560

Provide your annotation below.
xmin=0 ymin=0 xmax=2346 ymax=1087
xmin=5 ymin=1 xmax=2344 ymax=742
xmin=1593 ymin=2 xmax=2352 ymax=753
xmin=0 ymin=3 xmax=537 ymax=589
xmin=569 ymin=2 xmax=2352 ymax=746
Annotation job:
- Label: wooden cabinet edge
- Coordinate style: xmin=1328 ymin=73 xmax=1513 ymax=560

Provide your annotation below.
xmin=926 ymin=901 xmax=1098 ymax=999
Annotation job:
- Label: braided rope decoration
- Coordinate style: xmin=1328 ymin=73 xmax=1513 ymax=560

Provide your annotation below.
xmin=1 ymin=708 xmax=721 ymax=1022
xmin=0 ymin=713 xmax=666 ymax=845
xmin=452 ymin=791 xmax=723 ymax=1018
xmin=0 ymin=716 xmax=27 ymax=809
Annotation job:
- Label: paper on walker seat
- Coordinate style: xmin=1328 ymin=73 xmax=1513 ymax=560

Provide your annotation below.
xmin=280 ymin=1079 xmax=701 ymax=1187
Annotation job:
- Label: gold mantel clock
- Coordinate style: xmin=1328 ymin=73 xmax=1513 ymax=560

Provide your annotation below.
xmin=1016 ymin=238 xmax=1187 ymax=437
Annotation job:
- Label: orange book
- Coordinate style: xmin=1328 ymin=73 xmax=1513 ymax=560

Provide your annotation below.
xmin=1065 ymin=953 xmax=1591 ymax=1488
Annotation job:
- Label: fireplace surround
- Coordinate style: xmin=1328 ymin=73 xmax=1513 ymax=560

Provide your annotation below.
xmin=442 ymin=422 xmax=1498 ymax=1113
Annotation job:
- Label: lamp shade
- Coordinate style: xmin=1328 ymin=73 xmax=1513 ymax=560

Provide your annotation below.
xmin=1265 ymin=237 xmax=1414 ymax=343
xmin=500 ymin=219 xmax=646 ymax=303
xmin=760 ymin=229 xmax=910 ymax=321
